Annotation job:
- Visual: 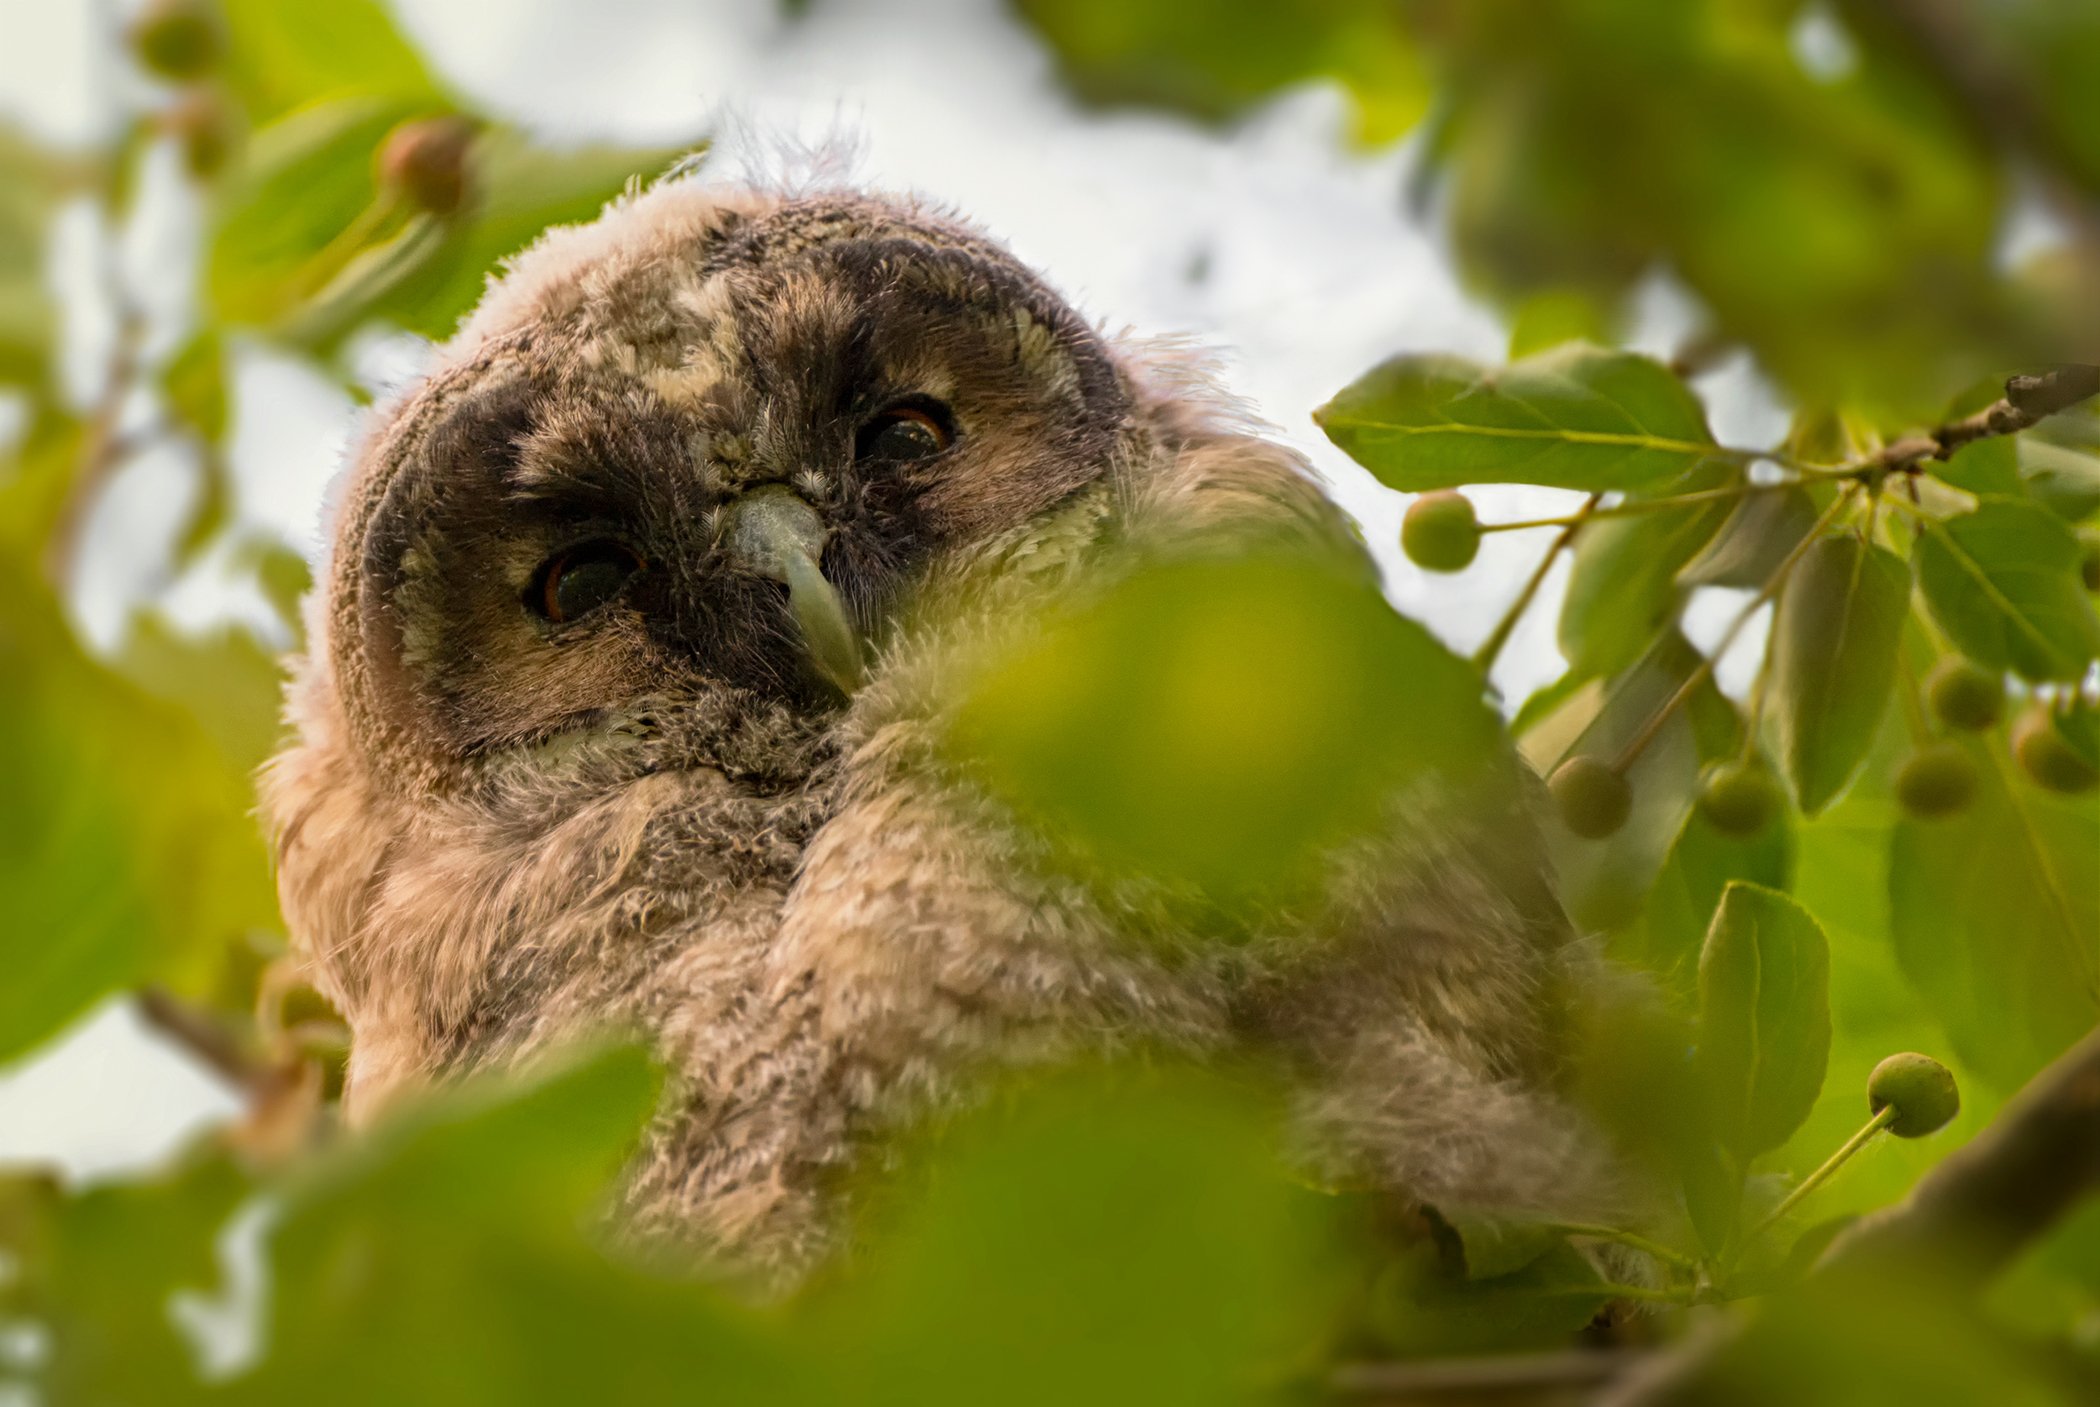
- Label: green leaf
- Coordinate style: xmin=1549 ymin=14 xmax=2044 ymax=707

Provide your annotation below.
xmin=207 ymin=97 xmax=423 ymax=330
xmin=1424 ymin=1207 xmax=1566 ymax=1280
xmin=1697 ymin=881 xmax=1833 ymax=1161
xmin=116 ymin=614 xmax=287 ymax=774
xmin=1677 ymin=485 xmax=1821 ymax=589
xmin=359 ymin=130 xmax=698 ymax=343
xmin=0 ymin=564 xmax=277 ymax=1058
xmin=1614 ymin=800 xmax=1793 ymax=995
xmin=28 ymin=1151 xmax=252 ymax=1405
xmin=1915 ymin=496 xmax=2100 ymax=681
xmin=1367 ymin=1236 xmax=1610 ymax=1359
xmin=1558 ymin=462 xmax=1734 ymax=678
xmin=161 ymin=330 xmax=229 ymax=442
xmin=1505 ymin=288 xmax=1621 ymax=358
xmin=949 ymin=547 xmax=1504 ymax=898
xmin=1521 ymin=632 xmax=1709 ymax=931
xmin=1889 ymin=738 xmax=2100 ymax=1089
xmin=0 ymin=124 xmax=63 ymax=388
xmin=1432 ymin=6 xmax=2007 ymax=416
xmin=210 ymin=105 xmax=695 ymax=351
xmin=217 ymin=0 xmax=443 ymax=123
xmin=2020 ymin=421 xmax=2100 ymax=523
xmin=1768 ymin=534 xmax=1909 ymax=815
xmin=1014 ymin=0 xmax=1428 ymax=144
xmin=1316 ymin=343 xmax=1720 ymax=493
xmin=829 ymin=1066 xmax=1338 ymax=1406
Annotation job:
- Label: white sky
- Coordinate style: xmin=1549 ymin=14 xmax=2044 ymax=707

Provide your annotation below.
xmin=0 ymin=0 xmax=1790 ymax=1177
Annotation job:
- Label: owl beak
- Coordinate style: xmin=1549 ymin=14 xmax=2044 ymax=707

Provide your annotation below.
xmin=723 ymin=485 xmax=866 ymax=695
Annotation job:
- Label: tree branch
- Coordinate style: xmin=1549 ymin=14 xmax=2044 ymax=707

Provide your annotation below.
xmin=1862 ymin=364 xmax=2099 ymax=474
xmin=135 ymin=985 xmax=272 ymax=1094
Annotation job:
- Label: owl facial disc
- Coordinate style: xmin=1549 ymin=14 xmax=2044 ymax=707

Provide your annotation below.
xmin=724 ymin=484 xmax=866 ymax=695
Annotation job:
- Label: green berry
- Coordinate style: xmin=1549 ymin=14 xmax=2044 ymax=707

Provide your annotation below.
xmin=376 ymin=116 xmax=475 ymax=216
xmin=1924 ymin=657 xmax=2002 ymax=732
xmin=2080 ymin=528 xmax=2100 ymax=593
xmin=128 ymin=0 xmax=220 ymax=81
xmin=2013 ymin=706 xmax=2099 ymax=795
xmin=1697 ymin=759 xmax=1781 ymax=836
xmin=1549 ymin=755 xmax=1630 ymax=839
xmin=1867 ymin=1053 xmax=1959 ymax=1138
xmin=1895 ymin=743 xmax=1978 ymax=820
xmin=1401 ymin=491 xmax=1480 ymax=573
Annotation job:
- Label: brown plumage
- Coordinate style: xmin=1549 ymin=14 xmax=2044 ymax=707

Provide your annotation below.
xmin=262 ymin=178 xmax=1625 ymax=1280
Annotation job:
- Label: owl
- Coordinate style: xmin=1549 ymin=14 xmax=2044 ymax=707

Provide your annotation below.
xmin=261 ymin=178 xmax=1627 ymax=1280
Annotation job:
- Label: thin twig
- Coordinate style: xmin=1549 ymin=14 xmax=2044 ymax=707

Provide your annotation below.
xmin=1472 ymin=495 xmax=1598 ymax=675
xmin=1480 ymin=481 xmax=1790 ymax=534
xmin=135 ymin=986 xmax=272 ymax=1093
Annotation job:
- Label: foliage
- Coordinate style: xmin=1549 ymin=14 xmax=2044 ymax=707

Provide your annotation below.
xmin=2 ymin=0 xmax=2098 ymax=1404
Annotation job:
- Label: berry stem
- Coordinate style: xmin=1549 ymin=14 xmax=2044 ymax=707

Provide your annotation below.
xmin=1478 ymin=481 xmax=1765 ymax=534
xmin=1471 ymin=494 xmax=1598 ymax=675
xmin=1609 ymin=485 xmax=1858 ymax=774
xmin=1752 ymin=1105 xmax=1897 ymax=1241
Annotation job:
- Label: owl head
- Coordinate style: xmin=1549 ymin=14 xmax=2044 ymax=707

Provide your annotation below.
xmin=313 ymin=181 xmax=1234 ymax=793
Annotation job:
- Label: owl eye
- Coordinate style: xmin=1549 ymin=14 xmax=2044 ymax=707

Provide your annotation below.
xmin=856 ymin=401 xmax=953 ymax=462
xmin=531 ymin=539 xmax=645 ymax=624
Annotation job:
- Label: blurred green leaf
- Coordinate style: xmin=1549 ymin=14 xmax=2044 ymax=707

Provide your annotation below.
xmin=0 ymin=410 xmax=85 ymax=557
xmin=1697 ymin=881 xmax=1832 ymax=1162
xmin=117 ymin=615 xmax=286 ymax=773
xmin=828 ymin=1065 xmax=1337 ymax=1406
xmin=1889 ymin=738 xmax=2100 ymax=1089
xmin=162 ymin=330 xmax=230 ymax=442
xmin=210 ymin=102 xmax=694 ymax=351
xmin=1914 ymin=496 xmax=2100 ymax=681
xmin=217 ymin=1045 xmax=811 ymax=1407
xmin=216 ymin=0 xmax=443 ymax=123
xmin=233 ymin=536 xmax=315 ymax=639
xmin=1433 ymin=4 xmax=2011 ymax=416
xmin=358 ymin=130 xmax=697 ymax=343
xmin=1367 ymin=1236 xmax=1609 ymax=1360
xmin=172 ymin=448 xmax=235 ymax=565
xmin=1504 ymin=287 xmax=1620 ymax=358
xmin=1943 ymin=0 xmax=2100 ymax=198
xmin=0 ymin=125 xmax=62 ymax=388
xmin=1316 ymin=344 xmax=1720 ymax=493
xmin=1768 ymin=534 xmax=1908 ymax=815
xmin=2019 ymin=406 xmax=2100 ymax=524
xmin=29 ymin=1152 xmax=250 ymax=1405
xmin=0 ymin=564 xmax=277 ymax=1059
xmin=1558 ymin=463 xmax=1734 ymax=678
xmin=1013 ymin=0 xmax=1428 ymax=143
xmin=207 ymin=96 xmax=422 ymax=330
xmin=1692 ymin=1259 xmax=2075 ymax=1407
xmin=950 ymin=547 xmax=1502 ymax=898
xmin=1678 ymin=484 xmax=1821 ymax=589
